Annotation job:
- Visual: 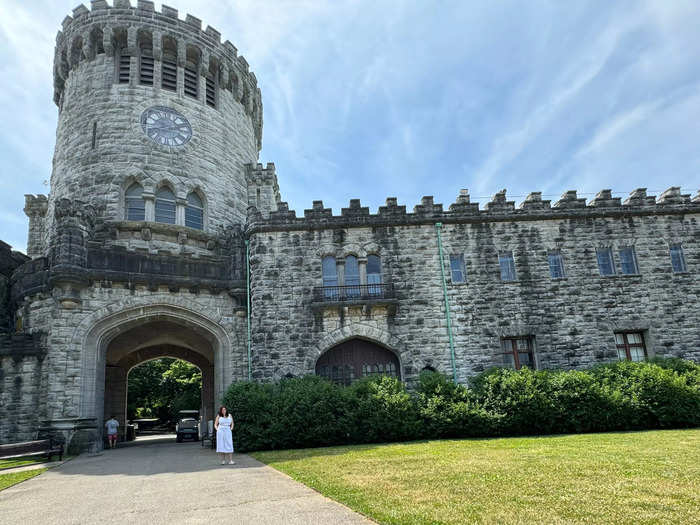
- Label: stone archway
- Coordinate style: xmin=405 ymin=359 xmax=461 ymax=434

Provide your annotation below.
xmin=75 ymin=301 xmax=233 ymax=450
xmin=315 ymin=338 xmax=401 ymax=385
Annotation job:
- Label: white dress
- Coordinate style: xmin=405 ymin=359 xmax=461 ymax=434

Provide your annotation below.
xmin=216 ymin=416 xmax=234 ymax=453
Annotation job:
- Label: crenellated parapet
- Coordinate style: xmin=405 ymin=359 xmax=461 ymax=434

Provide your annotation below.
xmin=24 ymin=195 xmax=49 ymax=259
xmin=53 ymin=1 xmax=263 ymax=147
xmin=246 ymin=186 xmax=700 ymax=233
xmin=245 ymin=163 xmax=281 ymax=218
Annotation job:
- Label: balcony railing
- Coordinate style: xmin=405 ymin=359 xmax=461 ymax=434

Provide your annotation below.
xmin=313 ymin=283 xmax=395 ymax=303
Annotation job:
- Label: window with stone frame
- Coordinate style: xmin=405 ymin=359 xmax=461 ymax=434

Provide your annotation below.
xmin=501 ymin=336 xmax=535 ymax=370
xmin=125 ymin=183 xmax=145 ymax=221
xmin=596 ymin=247 xmax=615 ymax=276
xmin=322 ymin=256 xmax=338 ymax=299
xmin=367 ymin=254 xmax=382 ymax=295
xmin=670 ymin=244 xmax=687 ymax=273
xmin=499 ymin=251 xmax=517 ymax=281
xmin=154 ymin=186 xmax=176 ymax=224
xmin=548 ymin=251 xmax=566 ymax=278
xmin=345 ymin=255 xmax=360 ymax=297
xmin=615 ymin=332 xmax=646 ymax=361
xmin=185 ymin=192 xmax=204 ymax=230
xmin=118 ymin=49 xmax=131 ymax=84
xmin=618 ymin=246 xmax=639 ymax=275
xmin=450 ymin=253 xmax=467 ymax=283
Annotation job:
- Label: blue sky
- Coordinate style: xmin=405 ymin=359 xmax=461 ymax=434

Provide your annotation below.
xmin=1 ymin=1 xmax=699 ymax=253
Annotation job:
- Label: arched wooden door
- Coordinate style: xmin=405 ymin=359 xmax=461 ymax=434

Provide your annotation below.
xmin=315 ymin=338 xmax=400 ymax=385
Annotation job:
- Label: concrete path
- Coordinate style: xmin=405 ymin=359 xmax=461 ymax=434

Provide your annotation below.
xmin=0 ymin=441 xmax=373 ymax=525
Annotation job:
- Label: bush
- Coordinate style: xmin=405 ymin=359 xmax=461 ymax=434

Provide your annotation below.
xmin=221 ymin=359 xmax=700 ymax=452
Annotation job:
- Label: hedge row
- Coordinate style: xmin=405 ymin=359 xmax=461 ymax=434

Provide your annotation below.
xmin=221 ymin=358 xmax=700 ymax=452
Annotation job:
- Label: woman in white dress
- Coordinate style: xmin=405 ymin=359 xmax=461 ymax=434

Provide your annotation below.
xmin=215 ymin=406 xmax=235 ymax=465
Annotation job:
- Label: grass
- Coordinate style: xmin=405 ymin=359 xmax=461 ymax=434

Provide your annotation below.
xmin=0 ymin=468 xmax=47 ymax=491
xmin=0 ymin=456 xmax=48 ymax=470
xmin=253 ymin=429 xmax=700 ymax=524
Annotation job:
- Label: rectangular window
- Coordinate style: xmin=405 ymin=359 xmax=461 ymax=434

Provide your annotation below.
xmin=125 ymin=198 xmax=145 ymax=221
xmin=154 ymin=200 xmax=176 ymax=224
xmin=619 ymin=246 xmax=639 ymax=275
xmin=615 ymin=332 xmax=646 ymax=362
xmin=596 ymin=247 xmax=615 ymax=276
xmin=449 ymin=254 xmax=466 ymax=283
xmin=501 ymin=337 xmax=534 ymax=370
xmin=118 ymin=52 xmax=131 ymax=84
xmin=184 ymin=67 xmax=198 ymax=98
xmin=161 ymin=59 xmax=177 ymax=91
xmin=205 ymin=76 xmax=216 ymax=107
xmin=670 ymin=245 xmax=687 ymax=273
xmin=548 ymin=252 xmax=565 ymax=278
xmin=139 ymin=52 xmax=153 ymax=86
xmin=499 ymin=252 xmax=517 ymax=281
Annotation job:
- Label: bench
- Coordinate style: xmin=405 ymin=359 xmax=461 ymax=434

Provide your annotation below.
xmin=0 ymin=438 xmax=64 ymax=463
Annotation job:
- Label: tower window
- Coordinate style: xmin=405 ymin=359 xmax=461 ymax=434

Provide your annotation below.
xmin=118 ymin=51 xmax=131 ymax=84
xmin=185 ymin=192 xmax=204 ymax=230
xmin=162 ymin=59 xmax=177 ymax=91
xmin=206 ymin=75 xmax=216 ymax=107
xmin=322 ymin=256 xmax=338 ymax=299
xmin=125 ymin=183 xmax=145 ymax=221
xmin=155 ymin=187 xmax=176 ymax=224
xmin=670 ymin=245 xmax=687 ymax=273
xmin=139 ymin=51 xmax=154 ymax=86
xmin=184 ymin=67 xmax=198 ymax=98
xmin=499 ymin=251 xmax=517 ymax=281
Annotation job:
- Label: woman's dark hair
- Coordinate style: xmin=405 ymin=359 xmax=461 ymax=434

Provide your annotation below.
xmin=218 ymin=406 xmax=228 ymax=417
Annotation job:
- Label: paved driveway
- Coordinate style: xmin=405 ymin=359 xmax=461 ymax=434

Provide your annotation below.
xmin=0 ymin=441 xmax=372 ymax=524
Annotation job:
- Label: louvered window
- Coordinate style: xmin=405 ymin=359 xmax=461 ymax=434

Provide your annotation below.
xmin=140 ymin=53 xmax=154 ymax=85
xmin=184 ymin=67 xmax=198 ymax=98
xmin=185 ymin=192 xmax=204 ymax=230
xmin=118 ymin=52 xmax=131 ymax=84
xmin=206 ymin=76 xmax=216 ymax=107
xmin=155 ymin=187 xmax=176 ymax=224
xmin=162 ymin=59 xmax=177 ymax=91
xmin=125 ymin=183 xmax=145 ymax=221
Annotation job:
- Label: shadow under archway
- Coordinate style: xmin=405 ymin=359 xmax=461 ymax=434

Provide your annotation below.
xmin=102 ymin=320 xmax=216 ymax=445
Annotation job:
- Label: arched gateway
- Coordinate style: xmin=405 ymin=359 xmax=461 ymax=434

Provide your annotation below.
xmin=316 ymin=338 xmax=401 ymax=385
xmin=75 ymin=303 xmax=234 ymax=449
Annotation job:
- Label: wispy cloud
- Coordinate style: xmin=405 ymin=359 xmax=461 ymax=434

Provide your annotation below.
xmin=1 ymin=0 xmax=699 ymax=253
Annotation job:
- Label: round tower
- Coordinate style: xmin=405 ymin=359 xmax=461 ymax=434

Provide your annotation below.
xmin=44 ymin=0 xmax=263 ymax=253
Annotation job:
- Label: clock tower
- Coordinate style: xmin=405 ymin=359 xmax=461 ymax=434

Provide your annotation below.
xmin=30 ymin=0 xmax=271 ymax=258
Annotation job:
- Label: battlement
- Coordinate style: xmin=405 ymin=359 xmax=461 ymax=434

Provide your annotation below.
xmin=53 ymin=2 xmax=262 ymax=144
xmin=23 ymin=194 xmax=48 ymax=218
xmin=248 ymin=187 xmax=700 ymax=232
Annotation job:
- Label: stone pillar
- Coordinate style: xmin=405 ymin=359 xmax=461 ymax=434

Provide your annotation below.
xmin=24 ymin=195 xmax=48 ymax=258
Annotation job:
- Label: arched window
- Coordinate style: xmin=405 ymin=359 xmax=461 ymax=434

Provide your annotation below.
xmin=185 ymin=192 xmax=204 ymax=230
xmin=125 ymin=183 xmax=145 ymax=221
xmin=155 ymin=187 xmax=176 ymax=224
xmin=322 ymin=256 xmax=338 ymax=299
xmin=367 ymin=254 xmax=382 ymax=295
xmin=345 ymin=255 xmax=360 ymax=297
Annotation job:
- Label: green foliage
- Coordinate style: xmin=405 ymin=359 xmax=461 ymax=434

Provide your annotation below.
xmin=127 ymin=358 xmax=201 ymax=422
xmin=221 ymin=359 xmax=700 ymax=452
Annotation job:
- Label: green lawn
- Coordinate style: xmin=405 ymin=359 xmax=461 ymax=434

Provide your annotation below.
xmin=0 ymin=468 xmax=46 ymax=491
xmin=0 ymin=456 xmax=47 ymax=470
xmin=253 ymin=429 xmax=700 ymax=524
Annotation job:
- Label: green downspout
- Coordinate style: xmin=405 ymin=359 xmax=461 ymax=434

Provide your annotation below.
xmin=245 ymin=239 xmax=252 ymax=381
xmin=435 ymin=222 xmax=458 ymax=384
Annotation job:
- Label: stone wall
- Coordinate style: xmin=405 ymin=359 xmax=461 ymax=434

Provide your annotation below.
xmin=247 ymin=188 xmax=700 ymax=383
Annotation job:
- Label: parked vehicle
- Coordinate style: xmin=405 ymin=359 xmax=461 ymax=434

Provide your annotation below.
xmin=175 ymin=410 xmax=200 ymax=442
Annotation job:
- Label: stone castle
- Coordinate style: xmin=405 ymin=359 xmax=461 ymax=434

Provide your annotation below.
xmin=1 ymin=1 xmax=699 ymax=452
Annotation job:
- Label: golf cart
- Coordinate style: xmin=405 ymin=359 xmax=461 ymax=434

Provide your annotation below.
xmin=175 ymin=410 xmax=200 ymax=442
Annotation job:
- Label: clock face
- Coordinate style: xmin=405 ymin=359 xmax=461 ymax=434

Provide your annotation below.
xmin=140 ymin=106 xmax=192 ymax=147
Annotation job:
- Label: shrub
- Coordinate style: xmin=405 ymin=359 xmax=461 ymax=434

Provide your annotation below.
xmin=221 ymin=359 xmax=700 ymax=452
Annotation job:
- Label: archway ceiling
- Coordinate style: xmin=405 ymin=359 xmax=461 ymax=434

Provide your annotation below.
xmin=106 ymin=320 xmax=214 ymax=365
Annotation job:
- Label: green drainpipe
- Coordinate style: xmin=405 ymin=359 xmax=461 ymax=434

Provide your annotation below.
xmin=245 ymin=239 xmax=252 ymax=381
xmin=435 ymin=222 xmax=458 ymax=384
